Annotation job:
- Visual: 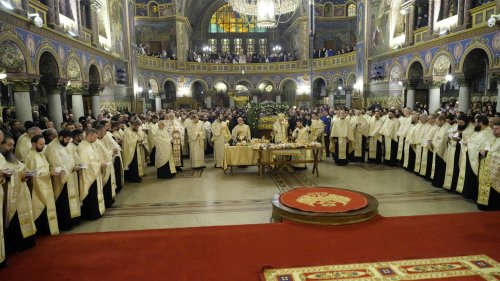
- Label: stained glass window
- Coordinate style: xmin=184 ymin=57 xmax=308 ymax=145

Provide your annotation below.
xmin=347 ymin=4 xmax=356 ymax=17
xmin=259 ymin=38 xmax=267 ymax=55
xmin=209 ymin=39 xmax=217 ymax=53
xmin=246 ymin=38 xmax=255 ymax=55
xmin=209 ymin=4 xmax=267 ymax=33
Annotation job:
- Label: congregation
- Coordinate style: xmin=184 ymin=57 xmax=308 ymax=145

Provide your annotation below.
xmin=0 ymin=102 xmax=499 ymax=269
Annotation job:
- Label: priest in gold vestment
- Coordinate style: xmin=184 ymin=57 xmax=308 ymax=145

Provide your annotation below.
xmin=380 ymin=110 xmax=400 ymax=166
xmin=187 ymin=115 xmax=206 ymax=169
xmin=123 ymin=120 xmax=149 ymax=182
xmin=396 ymin=108 xmax=412 ymax=165
xmin=273 ymin=113 xmax=289 ymax=143
xmin=77 ymin=129 xmax=106 ymax=220
xmin=104 ymin=123 xmax=124 ymax=193
xmin=430 ymin=116 xmax=451 ymax=188
xmin=154 ymin=121 xmax=176 ymax=179
xmin=349 ymin=110 xmax=368 ymax=162
xmin=1 ymin=134 xmax=36 ymax=253
xmin=403 ymin=114 xmax=420 ymax=171
xmin=367 ymin=111 xmax=384 ymax=163
xmin=330 ymin=110 xmax=354 ymax=166
xmin=44 ymin=130 xmax=82 ymax=230
xmin=477 ymin=120 xmax=500 ymax=210
xmin=15 ymin=127 xmax=42 ymax=162
xmin=166 ymin=113 xmax=184 ymax=170
xmin=413 ymin=114 xmax=430 ymax=174
xmin=292 ymin=120 xmax=311 ymax=168
xmin=24 ymin=135 xmax=59 ymax=235
xmin=95 ymin=125 xmax=116 ymax=208
xmin=457 ymin=115 xmax=494 ymax=201
xmin=443 ymin=114 xmax=474 ymax=191
xmin=211 ymin=114 xmax=231 ymax=168
xmin=419 ymin=114 xmax=439 ymax=179
xmin=231 ymin=117 xmax=251 ymax=142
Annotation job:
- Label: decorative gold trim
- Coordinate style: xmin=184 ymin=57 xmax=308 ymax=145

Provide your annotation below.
xmin=34 ymin=39 xmax=64 ymax=77
xmin=458 ymin=40 xmax=495 ymax=72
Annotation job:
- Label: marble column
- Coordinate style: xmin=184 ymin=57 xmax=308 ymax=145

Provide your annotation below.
xmin=46 ymin=0 xmax=56 ymax=28
xmin=427 ymin=0 xmax=434 ymax=37
xmin=406 ymin=86 xmax=415 ymax=109
xmin=346 ymin=92 xmax=352 ymax=108
xmin=458 ymin=78 xmax=471 ymax=113
xmin=91 ymin=94 xmax=101 ymax=117
xmin=90 ymin=1 xmax=100 ymax=47
xmin=457 ymin=0 xmax=465 ymax=26
xmin=54 ymin=0 xmax=61 ymax=26
xmin=463 ymin=0 xmax=472 ymax=28
xmin=229 ymin=96 xmax=235 ymax=108
xmin=496 ymin=87 xmax=500 ymax=113
xmin=428 ymin=81 xmax=442 ymax=113
xmin=276 ymin=95 xmax=281 ymax=104
xmin=205 ymin=97 xmax=212 ymax=109
xmin=48 ymin=86 xmax=64 ymax=130
xmin=76 ymin=0 xmax=83 ymax=37
xmin=11 ymin=81 xmax=33 ymax=124
xmin=155 ymin=96 xmax=162 ymax=112
xmin=407 ymin=4 xmax=415 ymax=45
xmin=70 ymin=88 xmax=85 ymax=120
xmin=253 ymin=95 xmax=258 ymax=104
xmin=328 ymin=93 xmax=335 ymax=108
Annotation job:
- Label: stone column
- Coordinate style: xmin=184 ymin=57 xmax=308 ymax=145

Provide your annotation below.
xmin=407 ymin=4 xmax=415 ymax=45
xmin=46 ymin=0 xmax=56 ymax=28
xmin=155 ymin=96 xmax=162 ymax=112
xmin=496 ymin=87 xmax=500 ymax=113
xmin=229 ymin=96 xmax=235 ymax=107
xmin=406 ymin=86 xmax=415 ymax=109
xmin=48 ymin=85 xmax=64 ymax=130
xmin=10 ymin=81 xmax=34 ymax=124
xmin=91 ymin=94 xmax=101 ymax=117
xmin=328 ymin=93 xmax=335 ymax=108
xmin=346 ymin=92 xmax=352 ymax=108
xmin=252 ymin=95 xmax=258 ymax=104
xmin=205 ymin=97 xmax=212 ymax=109
xmin=457 ymin=0 xmax=465 ymax=27
xmin=427 ymin=0 xmax=434 ymax=37
xmin=90 ymin=0 xmax=100 ymax=47
xmin=54 ymin=0 xmax=61 ymax=26
xmin=69 ymin=86 xmax=85 ymax=120
xmin=276 ymin=95 xmax=281 ymax=104
xmin=76 ymin=0 xmax=83 ymax=37
xmin=463 ymin=0 xmax=472 ymax=28
xmin=458 ymin=78 xmax=471 ymax=113
xmin=428 ymin=80 xmax=442 ymax=113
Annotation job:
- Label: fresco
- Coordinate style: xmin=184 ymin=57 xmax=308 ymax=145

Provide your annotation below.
xmin=109 ymin=0 xmax=125 ymax=55
xmin=368 ymin=0 xmax=391 ymax=56
xmin=0 ymin=40 xmax=26 ymax=73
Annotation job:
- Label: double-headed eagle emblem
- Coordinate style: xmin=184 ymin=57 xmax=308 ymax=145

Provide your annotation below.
xmin=296 ymin=192 xmax=351 ymax=207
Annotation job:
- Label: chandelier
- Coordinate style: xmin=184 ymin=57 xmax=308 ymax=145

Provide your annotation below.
xmin=227 ymin=0 xmax=301 ymax=28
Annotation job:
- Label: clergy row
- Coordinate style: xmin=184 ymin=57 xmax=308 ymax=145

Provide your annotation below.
xmin=0 ymin=114 xmax=188 ymax=268
xmin=293 ymin=107 xmax=499 ymax=211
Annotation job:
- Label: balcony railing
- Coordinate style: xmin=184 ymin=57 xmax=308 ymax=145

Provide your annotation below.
xmin=470 ymin=1 xmax=496 ymax=28
xmin=137 ymin=52 xmax=356 ymax=74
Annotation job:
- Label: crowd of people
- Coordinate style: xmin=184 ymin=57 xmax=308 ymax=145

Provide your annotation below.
xmin=0 ymin=101 xmax=499 ymax=268
xmin=188 ymin=51 xmax=295 ymax=64
xmin=313 ymin=45 xmax=355 ymax=58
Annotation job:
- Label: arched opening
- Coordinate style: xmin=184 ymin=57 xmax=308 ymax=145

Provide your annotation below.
xmin=346 ymin=74 xmax=356 ymax=108
xmin=192 ymin=81 xmax=208 ymax=108
xmin=257 ymin=80 xmax=275 ymax=103
xmin=88 ymin=64 xmax=101 ymax=117
xmin=212 ymin=81 xmax=229 ymax=107
xmin=163 ymin=80 xmax=177 ymax=107
xmin=407 ymin=61 xmax=426 ymax=109
xmin=37 ymin=51 xmax=60 ymax=128
xmin=331 ymin=76 xmax=345 ymax=107
xmin=313 ymin=78 xmax=327 ymax=105
xmin=281 ymin=80 xmax=297 ymax=105
xmin=463 ymin=49 xmax=489 ymax=112
xmin=234 ymin=80 xmax=252 ymax=105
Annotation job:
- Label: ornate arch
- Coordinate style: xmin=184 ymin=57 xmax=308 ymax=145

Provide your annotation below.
xmin=312 ymin=75 xmax=327 ymax=84
xmin=103 ymin=65 xmax=114 ymax=86
xmin=137 ymin=74 xmax=145 ymax=88
xmin=148 ymin=78 xmax=159 ymax=93
xmin=346 ymin=72 xmax=357 ymax=86
xmin=329 ymin=74 xmax=344 ymax=88
xmin=35 ymin=41 xmax=63 ymax=78
xmin=65 ymin=51 xmax=84 ymax=81
xmin=406 ymin=57 xmax=427 ymax=79
xmin=0 ymin=30 xmax=33 ymax=73
xmin=257 ymin=79 xmax=276 ymax=89
xmin=389 ymin=62 xmax=403 ymax=82
xmin=190 ymin=79 xmax=208 ymax=92
xmin=234 ymin=79 xmax=254 ymax=91
xmin=212 ymin=79 xmax=230 ymax=88
xmin=162 ymin=78 xmax=178 ymax=90
xmin=88 ymin=64 xmax=101 ymax=85
xmin=279 ymin=78 xmax=298 ymax=89
xmin=430 ymin=51 xmax=454 ymax=76
xmin=458 ymin=42 xmax=494 ymax=73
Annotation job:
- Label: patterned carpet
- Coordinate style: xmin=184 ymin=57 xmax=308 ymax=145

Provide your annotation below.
xmin=352 ymin=163 xmax=400 ymax=171
xmin=269 ymin=170 xmax=317 ymax=192
xmin=176 ymin=168 xmax=204 ymax=178
xmin=262 ymin=255 xmax=500 ymax=281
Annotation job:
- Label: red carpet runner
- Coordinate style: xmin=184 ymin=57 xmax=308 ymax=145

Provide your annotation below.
xmin=279 ymin=187 xmax=369 ymax=213
xmin=0 ymin=212 xmax=499 ymax=281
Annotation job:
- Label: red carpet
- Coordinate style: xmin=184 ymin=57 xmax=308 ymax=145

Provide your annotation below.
xmin=1 ymin=212 xmax=499 ymax=281
xmin=279 ymin=187 xmax=368 ymax=213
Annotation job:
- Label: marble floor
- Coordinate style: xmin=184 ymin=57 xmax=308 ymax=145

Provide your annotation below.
xmin=67 ymin=156 xmax=480 ymax=234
